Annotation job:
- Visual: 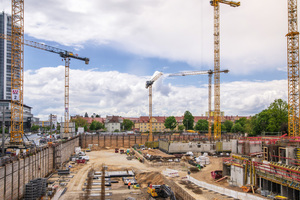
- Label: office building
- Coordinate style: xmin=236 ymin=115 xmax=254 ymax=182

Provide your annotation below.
xmin=0 ymin=12 xmax=11 ymax=100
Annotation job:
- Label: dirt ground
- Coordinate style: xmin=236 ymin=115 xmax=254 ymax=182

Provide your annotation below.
xmin=58 ymin=150 xmax=240 ymax=200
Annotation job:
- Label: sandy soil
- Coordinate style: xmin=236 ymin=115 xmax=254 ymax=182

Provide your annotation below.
xmin=59 ymin=150 xmax=241 ymax=200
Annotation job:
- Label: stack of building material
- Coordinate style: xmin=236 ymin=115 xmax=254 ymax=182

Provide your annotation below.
xmin=24 ymin=178 xmax=47 ymax=200
xmin=195 ymin=156 xmax=210 ymax=165
xmin=162 ymin=168 xmax=179 ymax=177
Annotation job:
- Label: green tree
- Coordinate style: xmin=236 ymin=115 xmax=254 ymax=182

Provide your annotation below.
xmin=114 ymin=129 xmax=119 ymax=132
xmin=122 ymin=119 xmax=134 ymax=131
xmin=71 ymin=117 xmax=88 ymax=129
xmin=95 ymin=114 xmax=100 ymax=118
xmin=183 ymin=111 xmax=194 ymax=130
xmin=231 ymin=123 xmax=243 ymax=133
xmin=178 ymin=125 xmax=185 ymax=131
xmin=164 ymin=116 xmax=177 ymax=131
xmin=95 ymin=121 xmax=104 ymax=130
xmin=84 ymin=112 xmax=89 ymax=118
xmin=89 ymin=120 xmax=104 ymax=131
xmin=223 ymin=120 xmax=233 ymax=132
xmin=31 ymin=124 xmax=40 ymax=132
xmin=89 ymin=121 xmax=96 ymax=130
xmin=194 ymin=119 xmax=208 ymax=131
xmin=251 ymin=99 xmax=288 ymax=136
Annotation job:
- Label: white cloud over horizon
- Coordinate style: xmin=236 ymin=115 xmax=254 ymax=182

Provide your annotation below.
xmin=24 ymin=66 xmax=287 ymax=121
xmin=0 ymin=0 xmax=289 ymax=75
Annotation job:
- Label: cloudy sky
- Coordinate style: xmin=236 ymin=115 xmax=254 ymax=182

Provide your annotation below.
xmin=1 ymin=0 xmax=289 ymax=120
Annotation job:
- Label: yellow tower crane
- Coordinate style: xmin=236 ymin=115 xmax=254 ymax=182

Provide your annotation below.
xmin=10 ymin=0 xmax=24 ymax=145
xmin=286 ymin=0 xmax=299 ymax=137
xmin=168 ymin=69 xmax=229 ymax=139
xmin=145 ymin=72 xmax=163 ymax=142
xmin=7 ymin=0 xmax=89 ymax=146
xmin=1 ymin=33 xmax=89 ymax=142
xmin=210 ymin=0 xmax=240 ymax=140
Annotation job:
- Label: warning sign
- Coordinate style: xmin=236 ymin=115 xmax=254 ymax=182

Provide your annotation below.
xmin=12 ymin=89 xmax=19 ymax=101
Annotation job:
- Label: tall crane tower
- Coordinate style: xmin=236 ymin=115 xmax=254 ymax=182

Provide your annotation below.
xmin=145 ymin=72 xmax=163 ymax=142
xmin=287 ymin=0 xmax=299 ymax=137
xmin=169 ymin=69 xmax=229 ymax=139
xmin=210 ymin=0 xmax=240 ymax=140
xmin=1 ymin=26 xmax=89 ymax=144
xmin=10 ymin=0 xmax=24 ymax=145
xmin=25 ymin=41 xmax=89 ymax=137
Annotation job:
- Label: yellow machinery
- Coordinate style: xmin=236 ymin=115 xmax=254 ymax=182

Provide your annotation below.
xmin=145 ymin=72 xmax=163 ymax=142
xmin=147 ymin=186 xmax=158 ymax=197
xmin=210 ymin=0 xmax=240 ymax=140
xmin=169 ymin=69 xmax=228 ymax=139
xmin=286 ymin=0 xmax=299 ymax=137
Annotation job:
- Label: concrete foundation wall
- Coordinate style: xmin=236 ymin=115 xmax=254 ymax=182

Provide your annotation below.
xmin=158 ymin=140 xmax=169 ymax=152
xmin=166 ymin=142 xmax=214 ymax=154
xmin=231 ymin=140 xmax=238 ymax=154
xmin=238 ymin=141 xmax=262 ymax=155
xmin=81 ymin=134 xmax=204 ymax=149
xmin=230 ymin=165 xmax=244 ymax=187
xmin=0 ymin=137 xmax=79 ymax=200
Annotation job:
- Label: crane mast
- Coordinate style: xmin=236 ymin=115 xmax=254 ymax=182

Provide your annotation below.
xmin=0 ymin=33 xmax=89 ymax=142
xmin=169 ymin=69 xmax=228 ymax=139
xmin=287 ymin=0 xmax=300 ymax=137
xmin=210 ymin=0 xmax=239 ymax=140
xmin=10 ymin=0 xmax=24 ymax=144
xmin=146 ymin=72 xmax=163 ymax=142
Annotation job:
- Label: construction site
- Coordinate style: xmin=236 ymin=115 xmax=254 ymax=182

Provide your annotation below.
xmin=0 ymin=0 xmax=300 ymax=200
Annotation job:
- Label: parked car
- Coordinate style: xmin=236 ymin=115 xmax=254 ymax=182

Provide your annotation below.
xmin=78 ymin=156 xmax=89 ymax=161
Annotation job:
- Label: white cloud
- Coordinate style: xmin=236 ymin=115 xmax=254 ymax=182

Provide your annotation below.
xmin=24 ymin=66 xmax=287 ymax=120
xmin=0 ymin=0 xmax=290 ymax=75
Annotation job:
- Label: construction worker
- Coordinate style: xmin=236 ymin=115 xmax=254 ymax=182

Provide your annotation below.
xmin=128 ymin=181 xmax=131 ymax=189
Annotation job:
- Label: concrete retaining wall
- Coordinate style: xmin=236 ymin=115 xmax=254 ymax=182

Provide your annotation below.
xmin=188 ymin=176 xmax=266 ymax=200
xmin=81 ymin=134 xmax=204 ymax=148
xmin=0 ymin=137 xmax=79 ymax=200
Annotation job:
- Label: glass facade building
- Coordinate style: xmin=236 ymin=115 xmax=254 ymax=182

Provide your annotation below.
xmin=0 ymin=12 xmax=12 ymax=100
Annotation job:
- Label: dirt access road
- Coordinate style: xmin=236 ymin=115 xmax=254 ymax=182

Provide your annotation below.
xmin=60 ymin=150 xmax=237 ymax=200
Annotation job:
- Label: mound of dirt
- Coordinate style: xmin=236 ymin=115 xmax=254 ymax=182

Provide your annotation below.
xmin=135 ymin=172 xmax=164 ymax=188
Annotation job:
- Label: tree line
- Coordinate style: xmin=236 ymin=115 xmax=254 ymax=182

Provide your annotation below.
xmin=164 ymin=99 xmax=288 ymax=136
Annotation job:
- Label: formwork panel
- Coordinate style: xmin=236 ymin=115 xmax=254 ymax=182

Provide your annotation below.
xmin=0 ymin=177 xmax=4 ymax=199
xmin=141 ymin=136 xmax=148 ymax=144
xmin=19 ymin=161 xmax=24 ymax=198
xmin=5 ymin=174 xmax=12 ymax=200
xmin=98 ymin=136 xmax=104 ymax=148
xmin=0 ymin=166 xmax=4 ymax=178
xmin=5 ymin=163 xmax=12 ymax=175
xmin=12 ymin=167 xmax=18 ymax=200
xmin=24 ymin=157 xmax=29 ymax=183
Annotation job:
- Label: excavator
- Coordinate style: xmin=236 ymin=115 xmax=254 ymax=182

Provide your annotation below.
xmin=147 ymin=184 xmax=176 ymax=199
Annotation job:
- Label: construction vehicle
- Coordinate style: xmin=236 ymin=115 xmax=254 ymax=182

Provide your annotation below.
xmin=145 ymin=72 xmax=163 ymax=142
xmin=211 ymin=170 xmax=223 ymax=180
xmin=169 ymin=69 xmax=229 ymax=139
xmin=210 ymin=0 xmax=240 ymax=140
xmin=147 ymin=184 xmax=176 ymax=199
